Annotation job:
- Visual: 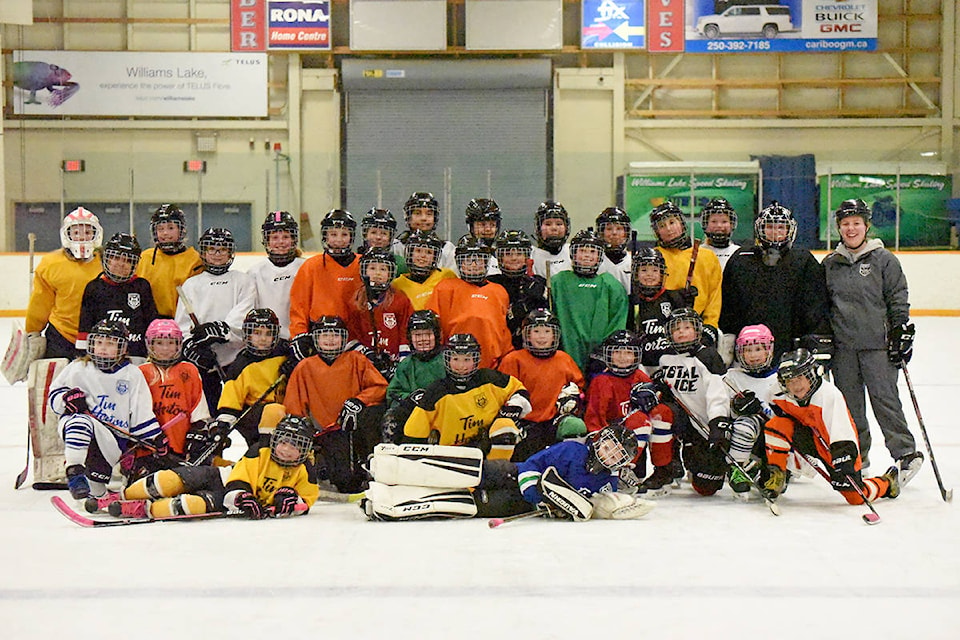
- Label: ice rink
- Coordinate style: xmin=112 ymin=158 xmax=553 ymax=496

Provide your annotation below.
xmin=1 ymin=316 xmax=957 ymax=640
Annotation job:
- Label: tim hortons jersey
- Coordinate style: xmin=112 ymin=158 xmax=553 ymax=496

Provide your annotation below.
xmin=139 ymin=361 xmax=210 ymax=453
xmin=344 ymin=287 xmax=414 ymax=358
xmin=77 ymin=276 xmax=158 ymax=357
xmin=225 ymin=445 xmax=320 ymax=508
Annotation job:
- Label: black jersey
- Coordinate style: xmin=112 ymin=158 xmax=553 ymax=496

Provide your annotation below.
xmin=628 ymin=288 xmax=689 ymax=368
xmin=77 ymin=275 xmax=159 ymax=358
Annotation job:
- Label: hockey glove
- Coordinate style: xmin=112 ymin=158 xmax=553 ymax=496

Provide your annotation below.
xmin=338 ymin=398 xmax=364 ymax=433
xmin=182 ymin=339 xmax=219 ymax=372
xmin=678 ymin=285 xmax=699 ymax=308
xmin=194 ymin=321 xmax=230 ymax=346
xmin=233 ymin=491 xmax=265 ymax=520
xmin=800 ymin=334 xmax=834 ymax=364
xmin=887 ymin=322 xmax=915 ymax=365
xmin=707 ymin=417 xmax=732 ymax=453
xmin=702 ymin=324 xmax=719 ymax=348
xmin=618 ymin=464 xmax=641 ymax=495
xmin=730 ymin=390 xmax=762 ymax=416
xmin=62 ymin=388 xmax=89 ymax=415
xmin=829 ymin=440 xmax=860 ymax=490
xmin=555 ymin=382 xmax=584 ymax=417
xmin=289 ymin=333 xmax=316 ymax=364
xmin=497 ymin=403 xmax=524 ymax=422
xmin=272 ymin=486 xmax=301 ymax=517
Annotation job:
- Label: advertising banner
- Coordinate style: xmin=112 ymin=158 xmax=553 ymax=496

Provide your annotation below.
xmin=819 ymin=174 xmax=954 ymax=249
xmin=12 ymin=51 xmax=268 ymax=117
xmin=581 ymin=0 xmax=645 ymax=49
xmin=267 ymin=1 xmax=331 ymax=50
xmin=684 ymin=0 xmax=877 ymax=54
xmin=231 ymin=0 xmax=267 ymax=51
xmin=622 ymin=173 xmax=758 ymax=243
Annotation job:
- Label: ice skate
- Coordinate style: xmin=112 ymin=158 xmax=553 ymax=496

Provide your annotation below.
xmin=108 ymin=499 xmax=151 ymax=519
xmin=897 ymin=451 xmax=924 ymax=488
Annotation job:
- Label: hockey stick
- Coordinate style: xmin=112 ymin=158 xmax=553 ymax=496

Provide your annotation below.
xmin=84 ymin=411 xmax=186 ymax=468
xmin=13 ymin=234 xmax=40 ymax=489
xmin=807 ymin=428 xmax=883 ymax=523
xmin=488 ymin=506 xmax=550 ymax=529
xmin=51 ymin=495 xmax=307 ymax=528
xmin=900 ymin=364 xmax=952 ymax=502
xmin=175 ymin=284 xmax=228 ymax=382
xmin=317 ymin=488 xmax=365 ymax=503
xmin=685 ymin=239 xmax=701 ymax=289
xmin=666 ymin=384 xmax=780 ymax=516
xmin=544 ymin=259 xmax=552 ymax=310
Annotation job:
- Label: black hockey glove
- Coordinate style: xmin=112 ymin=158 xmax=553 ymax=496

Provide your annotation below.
xmin=887 ymin=322 xmax=915 ymax=366
xmin=338 ymin=398 xmax=364 ymax=433
xmin=730 ymin=390 xmax=762 ymax=416
xmin=678 ymin=285 xmax=699 ymax=308
xmin=702 ymin=324 xmax=719 ymax=348
xmin=497 ymin=403 xmax=523 ymax=422
xmin=272 ymin=487 xmax=301 ymax=517
xmin=289 ymin=332 xmax=316 ymax=362
xmin=193 ymin=321 xmax=229 ymax=346
xmin=707 ymin=417 xmax=732 ymax=452
xmin=233 ymin=491 xmax=265 ymax=520
xmin=800 ymin=334 xmax=834 ymax=365
xmin=182 ymin=338 xmax=219 ymax=372
xmin=829 ymin=440 xmax=860 ymax=491
xmin=62 ymin=388 xmax=88 ymax=415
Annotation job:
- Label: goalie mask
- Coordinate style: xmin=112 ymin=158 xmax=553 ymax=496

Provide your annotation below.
xmin=665 ymin=308 xmax=703 ymax=354
xmin=151 ymin=204 xmax=187 ymax=254
xmin=570 ymin=229 xmax=605 ymax=278
xmin=700 ymin=198 xmax=738 ymax=248
xmin=649 ymin=202 xmax=690 ymax=250
xmin=87 ymin=319 xmax=130 ymax=372
xmin=631 ymin=247 xmax=667 ymax=298
xmin=243 ymin=308 xmax=281 ymax=357
xmin=735 ymin=324 xmax=775 ymax=373
xmin=444 ymin=333 xmax=482 ymax=383
xmin=521 ymin=309 xmax=560 ymax=358
xmin=101 ymin=232 xmax=141 ymax=283
xmin=601 ymin=330 xmax=642 ymax=377
xmin=360 ymin=246 xmax=398 ymax=297
xmin=198 ymin=227 xmax=235 ymax=275
xmin=534 ymin=201 xmax=570 ymax=251
xmin=270 ymin=415 xmax=314 ymax=467
xmin=310 ymin=316 xmax=348 ymax=361
xmin=145 ymin=319 xmax=183 ymax=367
xmin=407 ymin=309 xmax=442 ymax=360
xmin=777 ymin=348 xmax=822 ymax=406
xmin=61 ymin=207 xmax=104 ymax=261
xmin=261 ymin=210 xmax=300 ymax=266
xmin=586 ymin=423 xmax=639 ymax=474
xmin=320 ymin=209 xmax=357 ymax=257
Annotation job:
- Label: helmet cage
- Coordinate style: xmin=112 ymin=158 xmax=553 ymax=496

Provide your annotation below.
xmin=198 ymin=228 xmax=236 ymax=275
xmin=61 ymin=207 xmax=104 ymax=261
xmin=270 ymin=416 xmax=314 ymax=467
xmin=101 ymin=233 xmax=141 ymax=283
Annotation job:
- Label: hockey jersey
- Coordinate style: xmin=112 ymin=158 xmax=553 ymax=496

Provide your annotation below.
xmin=247 ymin=256 xmax=306 ymax=339
xmin=385 ymin=353 xmax=447 ymax=406
xmin=26 ymin=250 xmax=103 ymax=342
xmin=283 ymin=351 xmax=387 ymax=432
xmin=598 ymin=252 xmax=632 ymax=293
xmin=550 ymin=270 xmax=628 ymax=371
xmin=496 ymin=348 xmax=584 ymax=423
xmin=139 ymin=360 xmax=210 ymax=453
xmin=224 ymin=444 xmax=320 ymax=508
xmin=531 ymin=244 xmax=571 ymax=280
xmin=219 ymin=352 xmax=287 ymax=415
xmin=426 ymin=278 xmax=513 ymax=369
xmin=656 ymin=347 xmax=728 ymax=426
xmin=136 ymin=247 xmax=203 ymax=319
xmin=628 ymin=288 xmax=690 ymax=368
xmin=702 ymin=242 xmax=740 ymax=271
xmin=175 ymin=269 xmax=257 ymax=367
xmin=657 ymin=244 xmax=723 ymax=327
xmin=77 ymin=275 xmax=159 ymax=357
xmin=516 ymin=440 xmax=617 ymax=505
xmin=344 ymin=287 xmax=414 ymax=358
xmin=487 ymin=273 xmax=548 ymax=349
xmin=392 ymin=268 xmax=458 ymax=311
xmin=288 ymin=253 xmax=362 ymax=337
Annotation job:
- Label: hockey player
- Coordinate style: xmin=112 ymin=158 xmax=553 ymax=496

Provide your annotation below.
xmin=345 ymin=246 xmax=414 ymax=377
xmin=488 ymin=230 xmax=548 ymax=349
xmin=426 ymin=235 xmax=513 ymax=368
xmin=392 ymin=192 xmax=456 ymax=271
xmin=654 ymin=307 xmax=729 ymax=496
xmin=720 ymin=201 xmax=832 ymax=362
xmin=530 ymin=200 xmax=572 ymax=279
xmin=627 ymin=246 xmax=692 ymax=369
xmin=359 ymin=208 xmax=407 ymax=273
xmin=48 ymin=319 xmax=162 ymax=499
xmin=77 ymin=232 xmax=158 ymax=360
xmin=247 ymin=211 xmax=305 ymax=340
xmin=762 ymin=349 xmax=900 ymax=505
xmin=699 ymin=198 xmax=740 ymax=271
xmin=283 ymin=316 xmax=387 ymax=493
xmin=176 ymin=227 xmax=257 ymax=414
xmin=403 ymin=333 xmax=531 ymax=461
xmin=107 ymin=415 xmax=319 ymax=519
xmin=136 ymin=204 xmax=203 ymax=319
xmin=823 ymin=198 xmax=922 ymax=478
xmin=497 ymin=309 xmax=585 ymax=460
xmin=391 ymin=230 xmax=458 ymax=311
xmin=362 ymin=423 xmax=653 ymax=522
xmin=464 ymin=197 xmax=502 ymax=251
xmin=650 ymin=201 xmax=722 ymax=336
xmin=596 ymin=206 xmax=633 ymax=292
xmin=25 ymin=206 xmax=104 ymax=361
xmin=550 ymin=229 xmax=628 ymax=371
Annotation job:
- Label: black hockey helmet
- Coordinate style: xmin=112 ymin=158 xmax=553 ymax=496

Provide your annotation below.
xmin=443 ymin=333 xmax=482 ymax=383
xmin=101 ymin=232 xmax=142 ymax=283
xmin=494 ymin=229 xmax=533 ymax=277
xmin=360 ymin=246 xmax=398 ymax=296
xmin=403 ymin=230 xmax=444 ymax=279
xmin=261 ymin=211 xmax=300 ymax=265
xmin=270 ymin=415 xmax=314 ymax=467
xmin=630 ymin=382 xmax=662 ymax=415
xmin=87 ymin=319 xmax=130 ymax=372
xmin=521 ymin=309 xmax=561 ymax=358
xmin=198 ymin=227 xmax=235 ymax=275
xmin=361 ymin=208 xmax=398 ymax=245
xmin=534 ymin=201 xmax=570 ymax=250
xmin=595 ymin=207 xmax=632 ymax=251
xmin=455 ymin=235 xmax=490 ymax=285
xmin=601 ymin=329 xmax=642 ymax=377
xmin=754 ymin=201 xmax=797 ymax=252
xmin=242 ymin=308 xmax=281 ymax=356
xmin=586 ymin=422 xmax=639 ymax=473
xmin=407 ymin=309 xmax=442 ymax=359
xmin=569 ymin=229 xmax=605 ymax=277
xmin=320 ymin=209 xmax=357 ymax=257
xmin=649 ymin=201 xmax=689 ymax=249
xmin=310 ymin=315 xmax=349 ymax=360
xmin=151 ymin=204 xmax=186 ymax=252
xmin=834 ymin=198 xmax=872 ymax=226
xmin=403 ymin=192 xmax=439 ymax=226
xmin=631 ymin=246 xmax=667 ymax=297
xmin=465 ymin=198 xmax=502 ymax=245
xmin=665 ymin=307 xmax=703 ymax=354
xmin=777 ymin=348 xmax=822 ymax=406
xmin=700 ymin=198 xmax=738 ymax=246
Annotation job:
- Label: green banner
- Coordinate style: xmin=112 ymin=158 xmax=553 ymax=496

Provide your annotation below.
xmin=818 ymin=174 xmax=953 ymax=249
xmin=621 ymin=174 xmax=758 ymax=243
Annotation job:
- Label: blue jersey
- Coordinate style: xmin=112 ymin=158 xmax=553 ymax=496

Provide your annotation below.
xmin=516 ymin=440 xmax=617 ymax=505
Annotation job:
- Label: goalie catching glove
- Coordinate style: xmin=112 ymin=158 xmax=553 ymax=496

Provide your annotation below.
xmin=589 ymin=491 xmax=655 ymax=520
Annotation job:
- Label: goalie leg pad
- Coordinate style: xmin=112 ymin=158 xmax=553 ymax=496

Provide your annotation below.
xmin=590 ymin=491 xmax=656 ymax=520
xmin=539 ymin=466 xmax=594 ymax=522
xmin=28 ymin=358 xmax=69 ymax=486
xmin=361 ymin=482 xmax=478 ymax=521
xmin=369 ymin=443 xmax=483 ymax=488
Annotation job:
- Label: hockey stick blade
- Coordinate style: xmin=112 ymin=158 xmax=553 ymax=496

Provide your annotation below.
xmin=318 ymin=489 xmax=365 ymax=503
xmin=51 ymin=496 xmax=307 ymax=527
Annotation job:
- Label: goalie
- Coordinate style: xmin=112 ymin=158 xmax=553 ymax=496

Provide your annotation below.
xmin=361 ymin=421 xmax=654 ymax=523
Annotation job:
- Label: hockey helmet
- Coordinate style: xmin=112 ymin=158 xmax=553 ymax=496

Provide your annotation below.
xmin=777 ymin=348 xmax=822 ymax=406
xmin=101 ymin=232 xmax=142 ymax=283
xmin=407 ymin=309 xmax=442 ymax=360
xmin=700 ymin=198 xmax=738 ymax=247
xmin=521 ymin=309 xmax=561 ymax=359
xmin=649 ymin=202 xmax=689 ymax=250
xmin=494 ymin=229 xmax=533 ymax=277
xmin=243 ymin=308 xmax=281 ymax=356
xmin=145 ymin=318 xmax=183 ymax=367
xmin=310 ymin=315 xmax=348 ymax=360
xmin=198 ymin=227 xmax=235 ymax=275
xmin=455 ymin=235 xmax=491 ymax=285
xmin=360 ymin=246 xmax=398 ymax=296
xmin=270 ymin=415 xmax=314 ymax=467
xmin=665 ymin=307 xmax=703 ymax=354
xmin=361 ymin=208 xmax=398 ymax=246
xmin=403 ymin=192 xmax=439 ymax=227
xmin=261 ymin=211 xmax=300 ymax=265
xmin=444 ymin=333 xmax=482 ymax=383
xmin=601 ymin=330 xmax=642 ymax=377
xmin=403 ymin=230 xmax=444 ymax=279
xmin=834 ymin=198 xmax=872 ymax=226
xmin=595 ymin=207 xmax=632 ymax=252
xmin=735 ymin=324 xmax=775 ymax=373
xmin=569 ymin=229 xmax=605 ymax=277
xmin=631 ymin=246 xmax=667 ymax=297
xmin=754 ymin=201 xmax=797 ymax=252
xmin=586 ymin=422 xmax=639 ymax=473
xmin=150 ymin=204 xmax=187 ymax=253
xmin=87 ymin=319 xmax=130 ymax=372
xmin=534 ymin=201 xmax=570 ymax=251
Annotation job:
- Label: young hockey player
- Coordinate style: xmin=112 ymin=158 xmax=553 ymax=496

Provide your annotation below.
xmin=720 ymin=201 xmax=832 ymax=362
xmin=530 ymin=200 xmax=572 ymax=279
xmin=650 ymin=201 xmax=722 ymax=340
xmin=627 ymin=246 xmax=692 ymax=369
xmin=77 ymin=232 xmax=158 ymax=360
xmin=699 ymin=198 xmax=740 ymax=271
xmin=362 ymin=422 xmax=653 ymax=522
xmin=345 ymin=246 xmax=414 ymax=377
xmin=596 ymin=206 xmax=633 ymax=292
xmin=654 ymin=308 xmax=729 ymax=496
xmin=391 ymin=230 xmax=458 ymax=311
xmin=107 ymin=414 xmax=319 ymax=519
xmin=176 ymin=227 xmax=257 ymax=414
xmin=497 ymin=309 xmax=585 ymax=460
xmin=823 ymin=198 xmax=922 ymax=478
xmin=402 ymin=333 xmax=531 ymax=461
xmin=487 ymin=229 xmax=548 ymax=349
xmin=762 ymin=349 xmax=900 ymax=505
xmin=136 ymin=204 xmax=203 ymax=319
xmin=550 ymin=229 xmax=628 ymax=371
xmin=464 ymin=197 xmax=502 ymax=252
xmin=392 ymin=192 xmax=456 ymax=271
xmin=283 ymin=316 xmax=387 ymax=493
xmin=246 ymin=211 xmax=305 ymax=340
xmin=359 ymin=208 xmax=406 ymax=273
xmin=426 ymin=235 xmax=513 ymax=368
xmin=48 ymin=319 xmax=162 ymax=499
xmin=25 ymin=206 xmax=104 ymax=361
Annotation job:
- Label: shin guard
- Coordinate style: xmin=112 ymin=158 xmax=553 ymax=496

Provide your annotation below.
xmin=361 ymin=482 xmax=477 ymax=521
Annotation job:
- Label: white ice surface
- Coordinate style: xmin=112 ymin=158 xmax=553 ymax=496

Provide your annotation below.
xmin=1 ymin=317 xmax=958 ymax=640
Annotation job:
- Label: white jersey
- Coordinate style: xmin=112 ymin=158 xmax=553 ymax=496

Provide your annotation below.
xmin=391 ymin=237 xmax=457 ymax=272
xmin=724 ymin=367 xmax=780 ymax=419
xmin=49 ymin=359 xmax=160 ymax=439
xmin=175 ymin=269 xmax=257 ymax=366
xmin=657 ymin=352 xmax=728 ymax=425
xmin=598 ymin=252 xmax=632 ymax=294
xmin=247 ymin=257 xmax=305 ymax=339
xmin=703 ymin=242 xmax=740 ymax=271
xmin=531 ymin=244 xmax=571 ymax=279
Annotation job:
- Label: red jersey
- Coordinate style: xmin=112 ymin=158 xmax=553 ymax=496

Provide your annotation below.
xmin=344 ymin=286 xmax=414 ymax=357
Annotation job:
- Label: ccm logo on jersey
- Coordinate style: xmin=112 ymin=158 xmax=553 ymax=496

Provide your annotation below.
xmin=661 ymin=365 xmax=701 ymax=392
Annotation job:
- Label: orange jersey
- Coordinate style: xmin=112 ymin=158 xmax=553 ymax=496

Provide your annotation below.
xmin=288 ymin=253 xmax=362 ymax=337
xmin=283 ymin=352 xmax=387 ymax=430
xmin=136 ymin=247 xmax=203 ymax=318
xmin=139 ymin=361 xmax=210 ymax=453
xmin=426 ymin=278 xmax=513 ymax=368
xmin=496 ymin=349 xmax=584 ymax=422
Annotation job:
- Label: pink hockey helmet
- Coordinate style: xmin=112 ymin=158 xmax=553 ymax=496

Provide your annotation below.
xmin=735 ymin=324 xmax=774 ymax=372
xmin=145 ymin=319 xmax=183 ymax=367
